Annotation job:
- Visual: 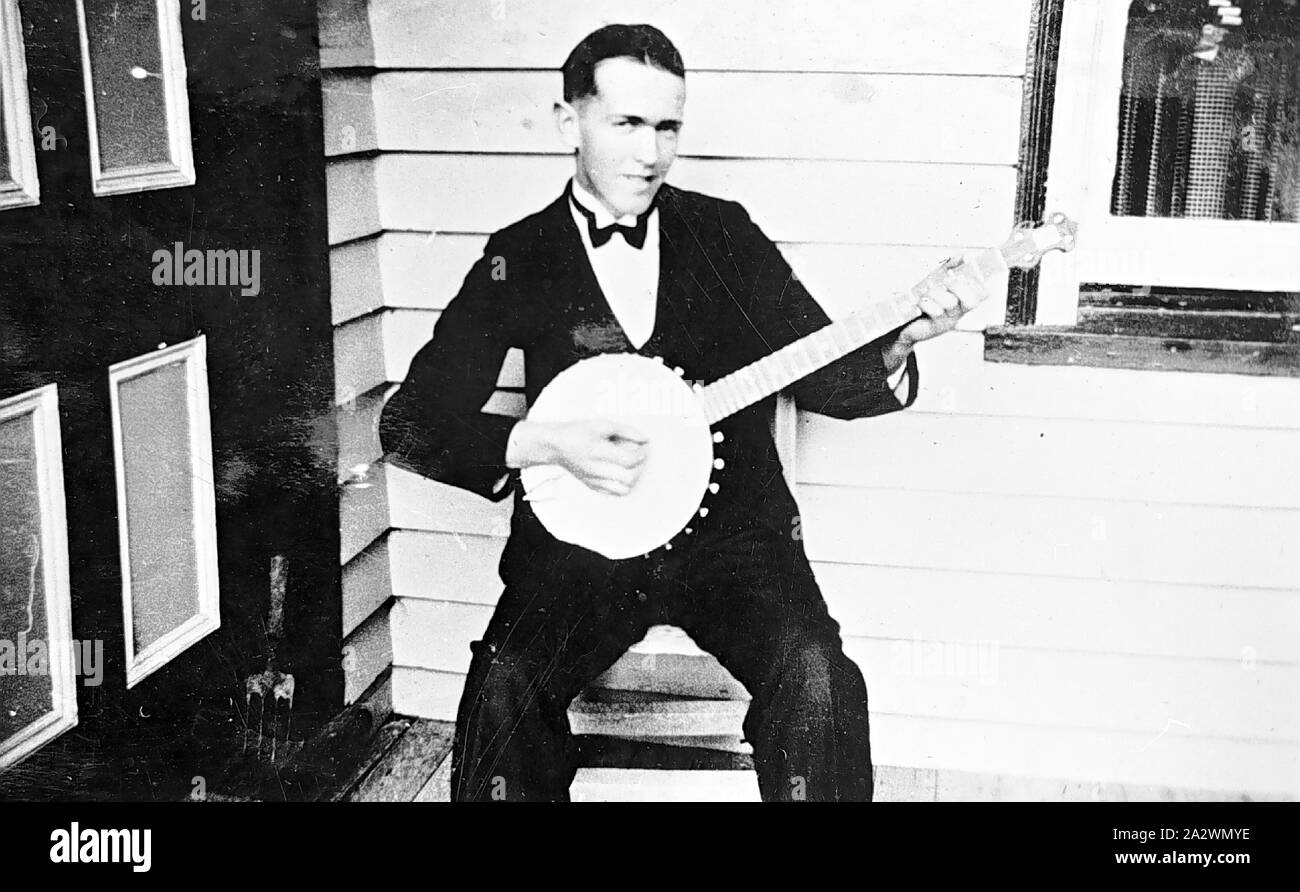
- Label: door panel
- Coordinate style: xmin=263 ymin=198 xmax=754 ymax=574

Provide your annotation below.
xmin=0 ymin=0 xmax=337 ymax=798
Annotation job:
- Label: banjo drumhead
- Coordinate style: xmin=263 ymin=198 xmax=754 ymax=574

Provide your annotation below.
xmin=520 ymin=354 xmax=714 ymax=560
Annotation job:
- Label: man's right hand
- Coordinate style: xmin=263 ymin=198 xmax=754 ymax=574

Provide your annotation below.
xmin=507 ymin=419 xmax=648 ymax=496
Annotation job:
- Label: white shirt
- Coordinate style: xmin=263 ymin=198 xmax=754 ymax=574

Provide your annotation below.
xmin=566 ymin=178 xmax=911 ymax=397
xmin=568 ymin=178 xmax=660 ymax=349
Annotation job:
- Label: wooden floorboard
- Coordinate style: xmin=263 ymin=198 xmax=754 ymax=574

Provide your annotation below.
xmin=346 ymin=718 xmax=454 ymax=802
xmin=413 ymin=748 xmax=453 ymax=802
xmin=326 ymin=716 xmax=412 ymax=802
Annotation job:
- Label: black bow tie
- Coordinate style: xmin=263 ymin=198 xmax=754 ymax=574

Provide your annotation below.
xmin=570 ymin=186 xmax=653 ymax=249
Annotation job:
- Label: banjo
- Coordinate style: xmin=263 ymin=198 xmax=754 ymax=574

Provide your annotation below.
xmin=520 ymin=213 xmax=1078 ymax=559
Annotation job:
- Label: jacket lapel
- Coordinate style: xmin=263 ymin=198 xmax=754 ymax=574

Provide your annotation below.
xmin=539 ymin=190 xmax=601 ymax=311
xmin=654 ymin=185 xmax=712 ymax=362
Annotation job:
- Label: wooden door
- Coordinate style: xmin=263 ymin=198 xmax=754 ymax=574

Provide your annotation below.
xmin=0 ymin=0 xmax=339 ymax=799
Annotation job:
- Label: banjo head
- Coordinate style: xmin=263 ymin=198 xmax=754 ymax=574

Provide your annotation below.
xmin=520 ymin=353 xmax=714 ymax=560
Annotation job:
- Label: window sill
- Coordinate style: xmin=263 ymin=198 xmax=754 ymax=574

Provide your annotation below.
xmin=983 ymin=327 xmax=1300 ymax=378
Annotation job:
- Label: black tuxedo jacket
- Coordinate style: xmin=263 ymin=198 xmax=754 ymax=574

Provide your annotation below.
xmin=380 ymin=183 xmax=919 ymax=585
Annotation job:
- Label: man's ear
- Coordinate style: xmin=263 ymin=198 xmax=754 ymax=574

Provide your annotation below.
xmin=554 ymin=100 xmax=580 ymax=152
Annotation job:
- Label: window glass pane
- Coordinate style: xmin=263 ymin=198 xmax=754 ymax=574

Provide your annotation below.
xmin=0 ymin=411 xmax=54 ymax=742
xmin=117 ymin=360 xmax=201 ymax=654
xmin=1111 ymin=0 xmax=1300 ymax=222
xmin=84 ymin=0 xmax=171 ymax=171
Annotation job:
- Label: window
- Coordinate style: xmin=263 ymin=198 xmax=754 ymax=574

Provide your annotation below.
xmin=992 ymin=0 xmax=1300 ymax=376
xmin=0 ymin=0 xmax=39 ymax=210
xmin=108 ymin=338 xmax=220 ymax=688
xmin=0 ymin=385 xmax=77 ymax=771
xmin=75 ymin=0 xmax=195 ymax=196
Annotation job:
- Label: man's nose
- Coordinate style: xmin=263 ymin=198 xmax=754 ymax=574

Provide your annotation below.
xmin=633 ymin=126 xmax=659 ymax=166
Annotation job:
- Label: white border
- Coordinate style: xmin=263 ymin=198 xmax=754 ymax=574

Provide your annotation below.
xmin=0 ymin=385 xmax=78 ymax=773
xmin=0 ymin=0 xmax=40 ymax=210
xmin=75 ymin=0 xmax=195 ymax=197
xmin=1037 ymin=0 xmax=1300 ymax=324
xmin=108 ymin=337 xmax=220 ymax=689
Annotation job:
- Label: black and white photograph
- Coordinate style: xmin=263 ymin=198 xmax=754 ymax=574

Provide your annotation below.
xmin=0 ymin=0 xmax=1296 ymax=847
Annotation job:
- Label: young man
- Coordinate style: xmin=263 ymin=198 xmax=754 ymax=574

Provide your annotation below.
xmin=380 ymin=24 xmax=990 ymax=801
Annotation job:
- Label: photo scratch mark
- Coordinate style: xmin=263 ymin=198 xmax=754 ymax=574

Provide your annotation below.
xmin=18 ymin=533 xmax=40 ymax=637
xmin=411 ymin=82 xmax=482 ymax=138
xmin=1137 ymin=718 xmax=1190 ymax=753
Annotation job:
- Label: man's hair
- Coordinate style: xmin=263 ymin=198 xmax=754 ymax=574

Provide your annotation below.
xmin=561 ymin=24 xmax=685 ymax=103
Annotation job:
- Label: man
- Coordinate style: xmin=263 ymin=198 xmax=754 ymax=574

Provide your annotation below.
xmin=380 ymin=24 xmax=989 ymax=801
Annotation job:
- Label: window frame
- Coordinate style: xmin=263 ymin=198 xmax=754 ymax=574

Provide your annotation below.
xmin=993 ymin=0 xmax=1300 ymax=377
xmin=108 ymin=337 xmax=221 ymax=689
xmin=0 ymin=0 xmax=40 ymax=211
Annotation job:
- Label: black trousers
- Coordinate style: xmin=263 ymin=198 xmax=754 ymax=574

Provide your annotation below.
xmin=449 ymin=528 xmax=874 ymax=801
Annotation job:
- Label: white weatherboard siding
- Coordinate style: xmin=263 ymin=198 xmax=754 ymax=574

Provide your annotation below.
xmin=320 ymin=0 xmax=1300 ymax=797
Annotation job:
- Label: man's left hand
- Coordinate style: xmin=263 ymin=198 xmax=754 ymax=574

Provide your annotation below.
xmin=897 ymin=256 xmax=991 ymax=348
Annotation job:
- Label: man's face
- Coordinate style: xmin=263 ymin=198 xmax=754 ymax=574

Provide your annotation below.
xmin=558 ymin=57 xmax=685 ymax=219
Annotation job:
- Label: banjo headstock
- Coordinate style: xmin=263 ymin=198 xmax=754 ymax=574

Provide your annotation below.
xmin=999 ymin=211 xmax=1078 ymax=270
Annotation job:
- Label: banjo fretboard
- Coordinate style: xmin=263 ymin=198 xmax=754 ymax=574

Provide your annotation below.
xmin=699 ymin=249 xmax=1009 ymax=425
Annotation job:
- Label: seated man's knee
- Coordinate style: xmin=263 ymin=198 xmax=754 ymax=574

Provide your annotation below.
xmin=785 ymin=641 xmax=835 ymax=698
xmin=771 ymin=638 xmax=863 ymax=715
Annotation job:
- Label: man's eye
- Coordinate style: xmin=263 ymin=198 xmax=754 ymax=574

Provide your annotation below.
xmin=616 ymin=121 xmax=636 ymax=129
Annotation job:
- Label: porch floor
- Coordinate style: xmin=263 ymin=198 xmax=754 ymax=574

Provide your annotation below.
xmin=4 ymin=671 xmax=1274 ymax=801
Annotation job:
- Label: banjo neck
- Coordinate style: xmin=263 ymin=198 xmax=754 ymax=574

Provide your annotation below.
xmin=698 ymin=213 xmax=1078 ymax=425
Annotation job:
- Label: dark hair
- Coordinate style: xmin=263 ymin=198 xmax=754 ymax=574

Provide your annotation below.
xmin=561 ymin=24 xmax=685 ymax=102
